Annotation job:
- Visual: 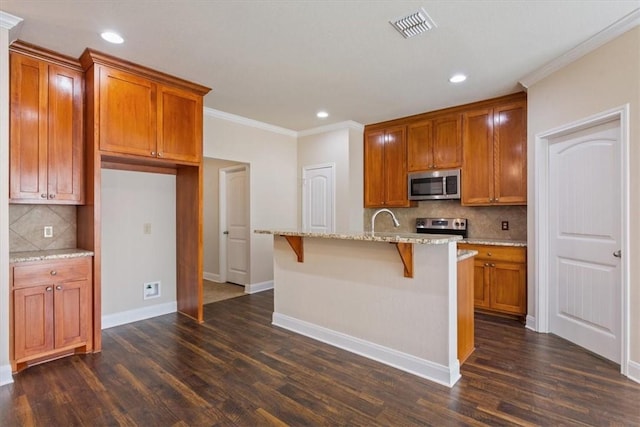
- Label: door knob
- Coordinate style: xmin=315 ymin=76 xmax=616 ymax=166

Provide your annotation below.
xmin=223 ymin=231 xmax=229 ymax=235
xmin=613 ymin=250 xmax=622 ymax=258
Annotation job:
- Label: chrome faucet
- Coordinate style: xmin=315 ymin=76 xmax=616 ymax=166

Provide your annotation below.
xmin=371 ymin=208 xmax=400 ymax=234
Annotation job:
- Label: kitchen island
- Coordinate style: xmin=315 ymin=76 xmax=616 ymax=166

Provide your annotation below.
xmin=255 ymin=229 xmax=471 ymax=387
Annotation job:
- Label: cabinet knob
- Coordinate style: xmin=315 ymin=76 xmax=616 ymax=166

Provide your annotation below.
xmin=46 ymin=286 xmax=53 ymax=292
xmin=151 ymin=151 xmax=156 ymax=156
xmin=484 ymin=263 xmax=490 ymax=267
xmin=40 ymin=193 xmax=47 ymax=199
xmin=487 ymin=253 xmax=492 ymax=256
xmin=56 ymin=285 xmax=62 ymax=291
xmin=490 ymin=263 xmax=495 ymax=267
xmin=157 ymin=152 xmax=163 ymax=157
xmin=50 ymin=270 xmax=57 ymax=276
xmin=49 ymin=193 xmax=56 ymax=199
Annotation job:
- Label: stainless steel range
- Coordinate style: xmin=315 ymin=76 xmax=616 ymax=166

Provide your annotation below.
xmin=415 ymin=217 xmax=468 ymax=238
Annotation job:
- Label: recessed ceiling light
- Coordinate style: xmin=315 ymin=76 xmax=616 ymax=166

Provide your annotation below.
xmin=449 ymin=74 xmax=467 ymax=83
xmin=101 ymin=31 xmax=124 ymax=44
xmin=317 ymin=111 xmax=329 ymax=119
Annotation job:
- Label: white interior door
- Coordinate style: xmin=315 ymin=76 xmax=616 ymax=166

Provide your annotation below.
xmin=548 ymin=120 xmax=622 ymax=363
xmin=302 ymin=164 xmax=335 ymax=233
xmin=223 ymin=167 xmax=249 ymax=285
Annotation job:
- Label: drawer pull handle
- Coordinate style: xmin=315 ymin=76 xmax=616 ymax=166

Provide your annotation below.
xmin=46 ymin=287 xmax=53 ymax=292
xmin=56 ymin=285 xmax=62 ymax=291
xmin=50 ymin=270 xmax=57 ymax=276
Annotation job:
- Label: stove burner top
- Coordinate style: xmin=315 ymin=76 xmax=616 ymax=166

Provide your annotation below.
xmin=415 ymin=217 xmax=468 ymax=238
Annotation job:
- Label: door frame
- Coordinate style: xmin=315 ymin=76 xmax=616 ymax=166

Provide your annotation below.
xmin=302 ymin=162 xmax=336 ymax=232
xmin=534 ymin=104 xmax=630 ymax=374
xmin=219 ymin=164 xmax=250 ymax=284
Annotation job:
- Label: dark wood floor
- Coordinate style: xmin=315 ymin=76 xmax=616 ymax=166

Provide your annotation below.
xmin=2 ymin=290 xmax=638 ymax=426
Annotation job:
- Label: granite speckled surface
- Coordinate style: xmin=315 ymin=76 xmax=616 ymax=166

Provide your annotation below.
xmin=461 ymin=238 xmax=527 ymax=247
xmin=255 ymin=229 xmax=462 ymax=244
xmin=10 ymin=248 xmax=94 ymax=264
xmin=456 ymin=249 xmax=478 ymax=261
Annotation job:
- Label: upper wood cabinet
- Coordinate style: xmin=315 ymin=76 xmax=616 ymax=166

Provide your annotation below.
xmin=9 ymin=46 xmax=84 ymax=204
xmin=81 ymin=49 xmax=208 ymax=165
xmin=364 ymin=125 xmax=412 ymax=208
xmin=462 ymin=99 xmax=527 ymax=205
xmin=408 ymin=114 xmax=462 ymax=171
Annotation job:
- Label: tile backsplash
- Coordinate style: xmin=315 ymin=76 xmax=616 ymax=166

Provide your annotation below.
xmin=364 ymin=200 xmax=527 ymax=240
xmin=9 ymin=205 xmax=77 ymax=252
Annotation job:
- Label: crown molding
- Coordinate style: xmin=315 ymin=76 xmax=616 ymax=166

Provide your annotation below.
xmin=297 ymin=120 xmax=364 ymax=137
xmin=0 ymin=11 xmax=23 ymax=41
xmin=520 ymin=8 xmax=640 ymax=88
xmin=204 ymin=107 xmax=297 ymax=137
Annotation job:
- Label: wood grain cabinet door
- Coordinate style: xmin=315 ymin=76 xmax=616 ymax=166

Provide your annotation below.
xmin=54 ymin=279 xmax=90 ymax=349
xmin=364 ymin=129 xmax=386 ymax=207
xmin=473 ymin=259 xmax=491 ymax=308
xmin=407 ymin=120 xmax=433 ymax=172
xmin=47 ymin=64 xmax=84 ymax=203
xmin=432 ymin=114 xmax=462 ymax=169
xmin=494 ymin=101 xmax=527 ymax=205
xmin=9 ymin=52 xmax=49 ymax=202
xmin=157 ymin=85 xmax=202 ymax=163
xmin=13 ymin=285 xmax=55 ymax=360
xmin=462 ymin=108 xmax=494 ymax=205
xmin=490 ymin=261 xmax=527 ymax=315
xmin=98 ymin=66 xmax=157 ymax=157
xmin=383 ymin=126 xmax=409 ymax=206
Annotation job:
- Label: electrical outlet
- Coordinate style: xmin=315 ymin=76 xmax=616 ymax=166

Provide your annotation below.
xmin=501 ymin=221 xmax=509 ymax=231
xmin=143 ymin=281 xmax=161 ymax=300
xmin=143 ymin=223 xmax=152 ymax=235
xmin=44 ymin=226 xmax=53 ymax=238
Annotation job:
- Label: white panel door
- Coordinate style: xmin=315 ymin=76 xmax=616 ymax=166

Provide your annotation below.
xmin=548 ymin=120 xmax=621 ymax=363
xmin=225 ymin=168 xmax=249 ymax=285
xmin=302 ymin=164 xmax=335 ymax=233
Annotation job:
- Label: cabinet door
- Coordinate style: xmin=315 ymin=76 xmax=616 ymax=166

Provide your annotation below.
xmin=13 ymin=285 xmax=54 ymax=360
xmin=432 ymin=114 xmax=462 ymax=169
xmin=98 ymin=66 xmax=157 ymax=157
xmin=364 ymin=129 xmax=385 ymax=207
xmin=494 ymin=101 xmax=527 ymax=204
xmin=9 ymin=52 xmax=48 ymax=202
xmin=47 ymin=64 xmax=84 ymax=203
xmin=157 ymin=85 xmax=202 ymax=163
xmin=490 ymin=261 xmax=526 ymax=315
xmin=383 ymin=126 xmax=409 ymax=206
xmin=54 ymin=279 xmax=90 ymax=349
xmin=407 ymin=120 xmax=433 ymax=172
xmin=473 ymin=259 xmax=491 ymax=308
xmin=462 ymin=108 xmax=494 ymax=205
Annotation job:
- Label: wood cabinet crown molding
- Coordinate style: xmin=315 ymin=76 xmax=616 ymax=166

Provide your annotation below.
xmin=10 ymin=40 xmax=83 ymax=71
xmin=79 ymin=48 xmax=211 ymax=95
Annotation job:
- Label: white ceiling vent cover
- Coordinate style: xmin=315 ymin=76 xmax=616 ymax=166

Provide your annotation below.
xmin=390 ymin=8 xmax=437 ymax=39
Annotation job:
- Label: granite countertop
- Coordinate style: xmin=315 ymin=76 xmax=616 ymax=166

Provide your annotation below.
xmin=255 ymin=229 xmax=462 ymax=245
xmin=457 ymin=249 xmax=478 ymax=262
xmin=10 ymin=248 xmax=94 ymax=264
xmin=461 ymin=238 xmax=527 ymax=247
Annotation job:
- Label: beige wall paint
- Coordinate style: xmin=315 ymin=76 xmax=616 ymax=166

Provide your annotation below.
xmin=348 ymin=128 xmax=364 ymax=232
xmin=203 ymin=112 xmax=298 ymax=285
xmin=101 ymin=169 xmax=177 ymax=315
xmin=203 ymin=157 xmax=244 ymax=278
xmin=527 ymin=27 xmax=640 ymax=364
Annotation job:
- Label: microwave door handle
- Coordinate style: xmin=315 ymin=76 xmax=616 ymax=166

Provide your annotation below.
xmin=442 ymin=176 xmax=447 ymax=195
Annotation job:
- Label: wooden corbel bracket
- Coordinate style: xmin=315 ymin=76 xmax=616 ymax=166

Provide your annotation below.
xmin=394 ymin=242 xmax=414 ymax=278
xmin=282 ymin=235 xmax=304 ymax=262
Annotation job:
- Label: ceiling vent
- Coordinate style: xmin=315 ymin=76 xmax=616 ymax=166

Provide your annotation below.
xmin=390 ymin=8 xmax=437 ymax=39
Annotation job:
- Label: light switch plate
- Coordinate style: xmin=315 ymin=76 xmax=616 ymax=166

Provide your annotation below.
xmin=44 ymin=226 xmax=53 ymax=238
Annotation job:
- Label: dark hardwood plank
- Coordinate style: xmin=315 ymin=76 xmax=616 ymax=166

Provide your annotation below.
xmin=1 ymin=291 xmax=639 ymax=426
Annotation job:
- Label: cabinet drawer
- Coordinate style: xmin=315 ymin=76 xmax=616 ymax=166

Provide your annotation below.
xmin=458 ymin=243 xmax=525 ymax=263
xmin=12 ymin=257 xmax=92 ymax=289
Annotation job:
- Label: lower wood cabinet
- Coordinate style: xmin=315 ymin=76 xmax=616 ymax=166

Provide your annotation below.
xmin=458 ymin=243 xmax=526 ymax=319
xmin=11 ymin=256 xmax=92 ymax=372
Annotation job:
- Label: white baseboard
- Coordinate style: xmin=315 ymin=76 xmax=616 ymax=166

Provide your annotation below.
xmin=0 ymin=364 xmax=13 ymax=387
xmin=102 ymin=301 xmax=177 ymax=329
xmin=272 ymin=312 xmax=460 ymax=388
xmin=245 ymin=280 xmax=273 ymax=294
xmin=203 ymin=271 xmax=222 ymax=282
xmin=525 ymin=314 xmax=537 ymax=331
xmin=627 ymin=360 xmax=640 ymax=384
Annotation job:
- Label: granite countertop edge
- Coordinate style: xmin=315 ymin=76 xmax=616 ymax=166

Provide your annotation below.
xmin=10 ymin=248 xmax=95 ymax=264
xmin=457 ymin=249 xmax=478 ymax=262
xmin=255 ymin=229 xmax=462 ymax=245
xmin=461 ymin=238 xmax=527 ymax=247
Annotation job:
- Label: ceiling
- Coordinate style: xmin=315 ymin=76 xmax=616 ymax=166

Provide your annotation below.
xmin=2 ymin=1 xmax=639 ymax=131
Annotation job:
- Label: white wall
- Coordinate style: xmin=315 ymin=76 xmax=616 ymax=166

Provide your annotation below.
xmin=100 ymin=169 xmax=177 ymax=326
xmin=527 ymin=27 xmax=640 ymax=371
xmin=203 ymin=110 xmax=298 ymax=286
xmin=203 ymin=157 xmax=243 ymax=279
xmin=297 ymin=123 xmax=364 ymax=233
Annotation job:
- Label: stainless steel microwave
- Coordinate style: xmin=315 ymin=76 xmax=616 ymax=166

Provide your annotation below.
xmin=408 ymin=169 xmax=461 ymax=200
